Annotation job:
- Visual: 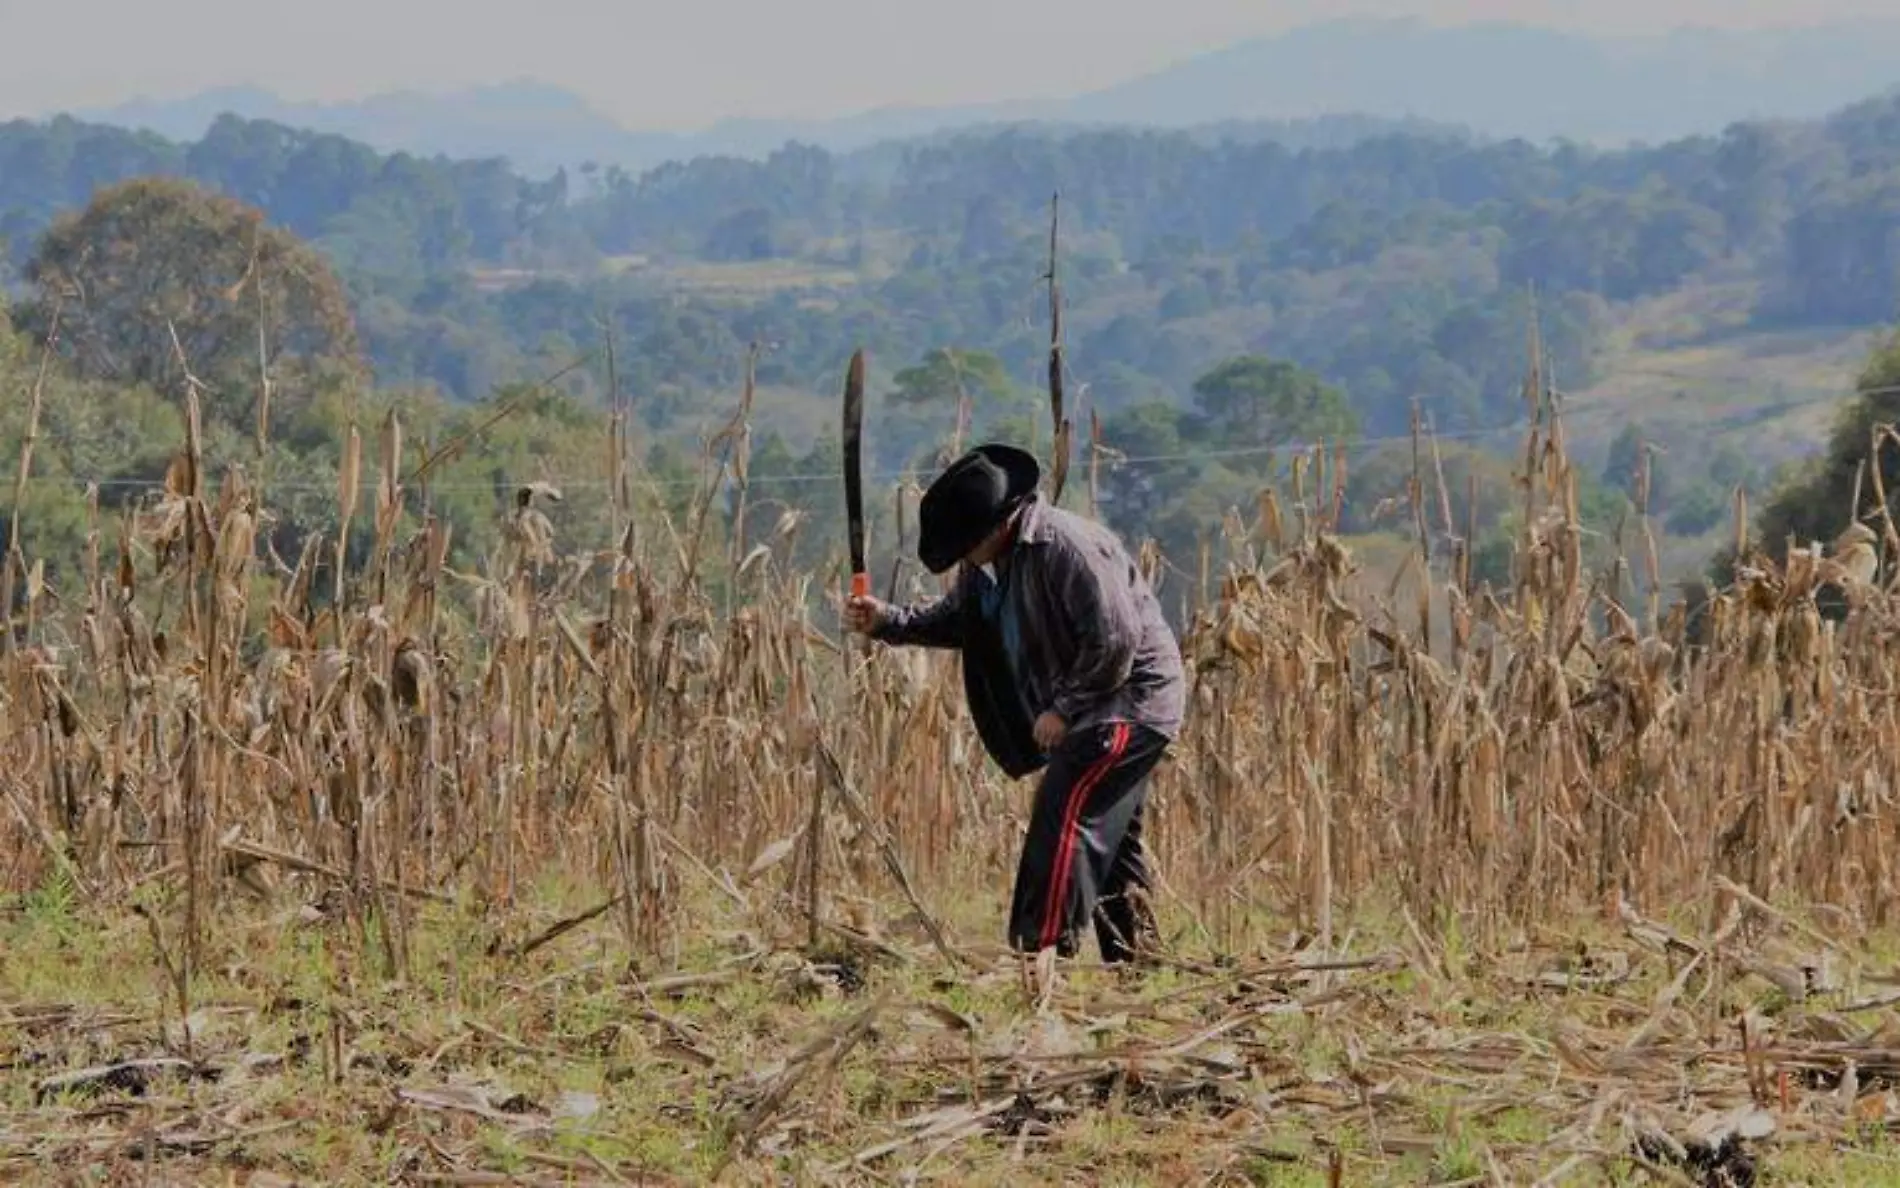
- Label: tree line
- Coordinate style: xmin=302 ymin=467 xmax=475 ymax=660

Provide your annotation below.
xmin=3 ymin=93 xmax=1897 ymax=428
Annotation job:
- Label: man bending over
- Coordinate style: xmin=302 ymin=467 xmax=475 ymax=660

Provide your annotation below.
xmin=842 ymin=443 xmax=1186 ymax=968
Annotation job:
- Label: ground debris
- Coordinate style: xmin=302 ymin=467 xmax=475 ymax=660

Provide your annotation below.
xmin=713 ymin=994 xmax=887 ymax=1177
xmin=992 ymin=1090 xmax=1058 ymax=1137
xmin=34 ymin=1056 xmax=216 ymax=1104
xmin=1630 ymin=1129 xmax=1759 ymax=1187
xmin=2 ymin=1002 xmax=144 ymax=1033
xmin=7 ymin=898 xmax=1895 ymax=1185
xmin=1620 ymin=1103 xmax=1775 ymax=1188
xmin=399 ymin=1080 xmax=550 ymax=1126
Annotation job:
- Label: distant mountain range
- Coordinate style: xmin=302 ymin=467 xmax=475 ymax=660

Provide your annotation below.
xmin=75 ymin=82 xmax=1471 ymax=179
xmin=64 ymin=17 xmax=1900 ymax=177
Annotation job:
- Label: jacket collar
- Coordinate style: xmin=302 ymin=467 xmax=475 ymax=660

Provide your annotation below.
xmin=1013 ymin=492 xmax=1057 ymax=547
xmin=962 ymin=492 xmax=1053 ymax=586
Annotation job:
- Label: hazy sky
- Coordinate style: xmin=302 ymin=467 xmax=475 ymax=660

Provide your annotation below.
xmin=3 ymin=0 xmax=1895 ymax=129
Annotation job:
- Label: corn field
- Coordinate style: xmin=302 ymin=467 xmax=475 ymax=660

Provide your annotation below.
xmin=1 ymin=354 xmax=1896 ymax=1002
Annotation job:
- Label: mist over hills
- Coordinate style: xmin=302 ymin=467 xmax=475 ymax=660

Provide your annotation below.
xmin=75 ymin=80 xmax=1473 ymax=180
xmin=65 ymin=17 xmax=1900 ymax=176
xmin=1066 ymin=18 xmax=1900 ymax=142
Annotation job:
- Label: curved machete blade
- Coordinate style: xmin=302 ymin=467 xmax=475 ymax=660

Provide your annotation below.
xmin=842 ymin=349 xmax=869 ymax=597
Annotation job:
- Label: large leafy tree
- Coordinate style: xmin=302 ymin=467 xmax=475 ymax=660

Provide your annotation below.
xmin=1187 ymin=354 xmax=1359 ymax=450
xmin=23 ymin=177 xmax=365 ymax=429
xmin=881 ymin=347 xmax=1038 ymax=468
xmin=887 ymin=347 xmax=1015 ymax=410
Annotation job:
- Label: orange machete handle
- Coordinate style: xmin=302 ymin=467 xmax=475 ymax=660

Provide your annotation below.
xmin=850 ymin=572 xmax=871 ymax=599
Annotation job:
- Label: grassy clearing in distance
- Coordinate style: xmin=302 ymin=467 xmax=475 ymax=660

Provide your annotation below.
xmin=605 ymin=255 xmax=867 ymax=297
xmin=467 ymin=252 xmax=875 ymax=301
xmin=1563 ymin=282 xmax=1879 ymax=471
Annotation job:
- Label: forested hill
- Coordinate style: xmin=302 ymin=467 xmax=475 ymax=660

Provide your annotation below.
xmin=8 ymin=93 xmax=1899 ymax=415
xmin=3 ymin=89 xmax=1900 ymax=595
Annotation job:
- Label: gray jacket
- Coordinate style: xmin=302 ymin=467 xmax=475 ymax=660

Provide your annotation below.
xmin=872 ymin=493 xmax=1186 ymax=772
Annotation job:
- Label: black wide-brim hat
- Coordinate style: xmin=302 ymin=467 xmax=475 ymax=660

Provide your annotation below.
xmin=916 ymin=443 xmax=1042 ymax=575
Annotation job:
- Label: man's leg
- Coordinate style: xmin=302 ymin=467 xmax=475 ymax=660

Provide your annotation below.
xmin=1007 ymin=722 xmax=1167 ymax=960
xmin=1093 ymin=784 xmax=1162 ymax=964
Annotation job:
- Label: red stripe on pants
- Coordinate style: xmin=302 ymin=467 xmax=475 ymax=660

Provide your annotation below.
xmin=1039 ymin=722 xmax=1132 ymax=952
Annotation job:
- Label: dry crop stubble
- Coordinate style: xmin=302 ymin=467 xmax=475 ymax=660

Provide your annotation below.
xmin=8 ymin=336 xmax=1900 ymax=1184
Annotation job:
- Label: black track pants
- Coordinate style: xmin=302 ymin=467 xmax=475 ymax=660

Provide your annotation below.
xmin=1007 ymin=721 xmax=1169 ymax=963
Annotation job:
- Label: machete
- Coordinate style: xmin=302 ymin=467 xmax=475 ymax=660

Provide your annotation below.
xmin=842 ymin=348 xmax=870 ymax=601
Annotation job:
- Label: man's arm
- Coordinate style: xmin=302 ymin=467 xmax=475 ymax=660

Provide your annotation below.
xmin=869 ymin=579 xmax=967 ymax=649
xmin=1044 ymin=535 xmax=1140 ymax=723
